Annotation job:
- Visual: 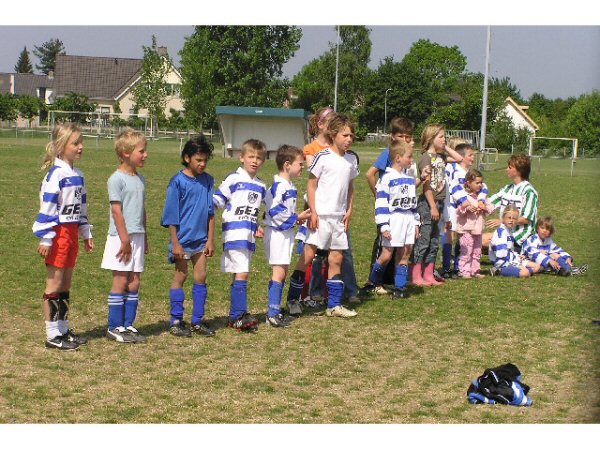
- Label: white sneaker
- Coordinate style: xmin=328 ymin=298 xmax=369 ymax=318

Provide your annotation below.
xmin=374 ymin=285 xmax=390 ymax=295
xmin=326 ymin=305 xmax=357 ymax=318
xmin=287 ymin=299 xmax=302 ymax=316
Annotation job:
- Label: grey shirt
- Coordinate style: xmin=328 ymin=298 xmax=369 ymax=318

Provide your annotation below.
xmin=107 ymin=170 xmax=146 ymax=235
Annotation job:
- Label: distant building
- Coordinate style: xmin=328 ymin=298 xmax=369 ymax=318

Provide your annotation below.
xmin=501 ymin=96 xmax=539 ymax=135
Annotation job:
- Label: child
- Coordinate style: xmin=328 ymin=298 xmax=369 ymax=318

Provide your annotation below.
xmin=521 ymin=216 xmax=588 ymax=276
xmin=366 ymin=139 xmax=420 ymax=299
xmin=285 ymin=114 xmax=360 ymax=318
xmin=456 ymin=169 xmax=494 ymax=278
xmin=213 ymin=139 xmax=267 ymax=332
xmin=263 ymin=145 xmax=311 ymax=327
xmin=33 ymin=123 xmax=93 ymax=351
xmin=413 ymin=124 xmax=464 ymax=286
xmin=100 ymin=128 xmax=149 ymax=343
xmin=444 ymin=144 xmax=489 ymax=277
xmin=161 ymin=134 xmax=216 ymax=337
xmin=485 ymin=154 xmax=538 ymax=251
xmin=489 ymin=205 xmax=540 ymax=278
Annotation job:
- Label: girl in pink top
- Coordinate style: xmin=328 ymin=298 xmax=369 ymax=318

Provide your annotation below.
xmin=457 ymin=169 xmax=494 ymax=278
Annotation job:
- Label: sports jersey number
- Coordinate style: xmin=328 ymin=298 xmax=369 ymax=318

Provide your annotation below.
xmin=235 ymin=206 xmax=259 ymax=217
xmin=391 ymin=198 xmax=416 ymax=208
xmin=61 ymin=204 xmax=81 ymax=215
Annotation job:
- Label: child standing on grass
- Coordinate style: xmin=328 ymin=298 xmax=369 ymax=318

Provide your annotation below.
xmin=489 ymin=205 xmax=540 ymax=278
xmin=33 ymin=123 xmax=93 ymax=351
xmin=161 ymin=135 xmax=216 ymax=338
xmin=456 ymin=169 xmax=494 ymax=278
xmin=100 ymin=128 xmax=148 ymax=344
xmin=285 ymin=114 xmax=360 ymax=318
xmin=213 ymin=139 xmax=267 ymax=332
xmin=366 ymin=140 xmax=421 ymax=299
xmin=521 ymin=216 xmax=588 ymax=276
xmin=412 ymin=124 xmax=464 ymax=286
xmin=263 ymin=145 xmax=311 ymax=327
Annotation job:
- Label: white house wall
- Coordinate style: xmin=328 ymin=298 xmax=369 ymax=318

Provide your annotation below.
xmin=503 ymin=105 xmax=536 ymax=134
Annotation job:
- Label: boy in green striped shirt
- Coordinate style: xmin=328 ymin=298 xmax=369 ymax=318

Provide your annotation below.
xmin=484 ymin=154 xmax=538 ymax=251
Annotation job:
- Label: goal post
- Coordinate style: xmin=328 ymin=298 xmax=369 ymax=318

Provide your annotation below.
xmin=528 ymin=136 xmax=579 ymax=176
xmin=47 ymin=110 xmax=150 ymax=137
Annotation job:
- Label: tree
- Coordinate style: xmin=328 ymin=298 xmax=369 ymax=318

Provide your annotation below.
xmin=564 ymin=91 xmax=600 ymax=157
xmin=50 ymin=92 xmax=96 ymax=124
xmin=0 ymin=94 xmax=18 ymax=122
xmin=132 ymin=35 xmax=171 ymax=136
xmin=14 ymin=47 xmax=33 ymax=73
xmin=180 ymin=26 xmax=302 ymax=128
xmin=17 ymin=95 xmax=44 ymax=127
xmin=33 ymin=39 xmax=64 ymax=74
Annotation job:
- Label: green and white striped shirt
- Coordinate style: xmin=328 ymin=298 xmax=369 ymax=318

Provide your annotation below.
xmin=489 ymin=180 xmax=538 ymax=245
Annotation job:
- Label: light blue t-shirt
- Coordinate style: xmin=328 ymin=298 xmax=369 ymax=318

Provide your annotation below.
xmin=107 ymin=170 xmax=146 ymax=235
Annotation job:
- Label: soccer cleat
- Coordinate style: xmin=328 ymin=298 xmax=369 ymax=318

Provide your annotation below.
xmin=358 ymin=283 xmax=376 ymax=298
xmin=391 ymin=287 xmax=409 ymax=300
xmin=300 ymin=297 xmax=325 ymax=310
xmin=571 ymin=264 xmax=588 ymax=276
xmin=473 ymin=273 xmax=486 ymax=279
xmin=489 ymin=267 xmax=500 ymax=277
xmin=374 ymin=285 xmax=391 ymax=295
xmin=190 ymin=322 xmax=216 ymax=337
xmin=347 ymin=296 xmax=361 ymax=305
xmin=287 ymin=299 xmax=302 ymax=316
xmin=557 ymin=267 xmax=571 ymax=277
xmin=442 ymin=269 xmax=458 ymax=279
xmin=169 ymin=320 xmax=192 ymax=337
xmin=106 ymin=326 xmax=137 ymax=343
xmin=228 ymin=312 xmax=259 ymax=332
xmin=125 ymin=326 xmax=147 ymax=343
xmin=325 ymin=305 xmax=357 ymax=318
xmin=45 ymin=335 xmax=79 ymax=351
xmin=266 ymin=314 xmax=290 ymax=328
xmin=64 ymin=329 xmax=88 ymax=345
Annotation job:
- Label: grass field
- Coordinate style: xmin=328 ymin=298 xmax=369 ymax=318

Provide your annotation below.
xmin=0 ymin=131 xmax=599 ymax=424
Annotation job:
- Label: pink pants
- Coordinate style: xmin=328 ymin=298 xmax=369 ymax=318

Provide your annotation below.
xmin=459 ymin=232 xmax=482 ymax=276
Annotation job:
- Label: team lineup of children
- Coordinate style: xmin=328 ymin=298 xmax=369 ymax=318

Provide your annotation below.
xmin=33 ymin=118 xmax=588 ymax=350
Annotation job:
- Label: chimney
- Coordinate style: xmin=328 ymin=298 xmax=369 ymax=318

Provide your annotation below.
xmin=48 ymin=70 xmax=54 ymax=80
xmin=157 ymin=46 xmax=168 ymax=57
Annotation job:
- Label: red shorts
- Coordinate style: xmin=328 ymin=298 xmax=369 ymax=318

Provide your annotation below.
xmin=45 ymin=224 xmax=79 ymax=268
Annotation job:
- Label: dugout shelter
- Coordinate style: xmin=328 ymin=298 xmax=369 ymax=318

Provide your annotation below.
xmin=216 ymin=106 xmax=309 ymax=159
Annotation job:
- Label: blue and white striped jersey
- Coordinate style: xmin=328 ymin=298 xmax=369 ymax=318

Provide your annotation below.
xmin=489 ymin=224 xmax=520 ymax=268
xmin=374 ymin=167 xmax=420 ymax=233
xmin=32 ymin=158 xmax=92 ymax=246
xmin=264 ymin=175 xmax=298 ymax=231
xmin=521 ymin=233 xmax=571 ymax=268
xmin=213 ymin=167 xmax=266 ymax=252
xmin=447 ymin=163 xmax=489 ymax=209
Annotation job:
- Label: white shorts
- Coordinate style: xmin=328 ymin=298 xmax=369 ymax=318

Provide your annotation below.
xmin=443 ymin=196 xmax=458 ymax=231
xmin=221 ymin=248 xmax=253 ymax=273
xmin=264 ymin=227 xmax=295 ymax=265
xmin=305 ymin=215 xmax=348 ymax=251
xmin=101 ymin=233 xmax=145 ymax=272
xmin=381 ymin=211 xmax=416 ymax=247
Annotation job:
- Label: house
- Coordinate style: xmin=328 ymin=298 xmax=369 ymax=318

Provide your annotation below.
xmin=0 ymin=72 xmax=54 ymax=126
xmin=501 ymin=96 xmax=539 ymax=135
xmin=52 ymin=47 xmax=183 ymax=119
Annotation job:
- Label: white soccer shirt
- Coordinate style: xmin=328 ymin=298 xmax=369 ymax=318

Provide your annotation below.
xmin=309 ymin=149 xmax=359 ymax=216
xmin=375 ymin=166 xmax=419 ymax=233
xmin=264 ymin=175 xmax=298 ymax=231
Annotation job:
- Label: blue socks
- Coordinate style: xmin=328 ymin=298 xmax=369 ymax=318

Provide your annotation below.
xmin=192 ymin=283 xmax=207 ymax=325
xmin=287 ymin=270 xmax=304 ymax=302
xmin=170 ymin=288 xmax=185 ymax=325
xmin=230 ymin=280 xmax=248 ymax=320
xmin=326 ymin=278 xmax=344 ymax=308
xmin=369 ymin=261 xmax=386 ymax=286
xmin=442 ymin=242 xmax=453 ymax=272
xmin=453 ymin=240 xmax=461 ymax=271
xmin=267 ymin=280 xmax=284 ymax=317
xmin=107 ymin=292 xmax=124 ymax=329
xmin=124 ymin=291 xmax=139 ymax=328
xmin=395 ymin=264 xmax=409 ymax=289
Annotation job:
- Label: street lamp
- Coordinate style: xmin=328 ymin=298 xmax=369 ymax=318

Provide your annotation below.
xmin=384 ymin=88 xmax=392 ymax=134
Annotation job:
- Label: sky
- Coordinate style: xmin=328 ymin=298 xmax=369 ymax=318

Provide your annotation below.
xmin=1 ymin=1 xmax=598 ymax=100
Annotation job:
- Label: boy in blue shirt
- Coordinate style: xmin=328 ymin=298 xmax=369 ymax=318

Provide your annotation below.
xmin=161 ymin=135 xmax=216 ymax=337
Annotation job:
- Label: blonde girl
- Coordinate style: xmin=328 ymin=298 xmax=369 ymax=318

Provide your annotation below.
xmin=32 ymin=123 xmax=93 ymax=351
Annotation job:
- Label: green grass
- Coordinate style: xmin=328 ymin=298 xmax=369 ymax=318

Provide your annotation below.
xmin=0 ymin=132 xmax=599 ymax=423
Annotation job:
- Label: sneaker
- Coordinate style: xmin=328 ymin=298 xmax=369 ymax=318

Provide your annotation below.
xmin=266 ymin=314 xmax=290 ymax=328
xmin=347 ymin=295 xmax=361 ymax=305
xmin=287 ymin=299 xmax=303 ymax=316
xmin=571 ymin=264 xmax=588 ymax=276
xmin=391 ymin=287 xmax=409 ymax=300
xmin=301 ymin=297 xmax=325 ymax=310
xmin=169 ymin=320 xmax=192 ymax=337
xmin=106 ymin=326 xmax=137 ymax=343
xmin=64 ymin=329 xmax=88 ymax=345
xmin=190 ymin=322 xmax=216 ymax=337
xmin=45 ymin=334 xmax=79 ymax=351
xmin=374 ymin=285 xmax=391 ymax=295
xmin=325 ymin=305 xmax=357 ymax=318
xmin=228 ymin=312 xmax=259 ymax=332
xmin=126 ymin=326 xmax=147 ymax=343
xmin=358 ymin=283 xmax=376 ymax=298
xmin=442 ymin=269 xmax=458 ymax=279
xmin=433 ymin=270 xmax=446 ymax=283
xmin=473 ymin=273 xmax=486 ymax=279
xmin=557 ymin=267 xmax=571 ymax=277
xmin=489 ymin=267 xmax=500 ymax=277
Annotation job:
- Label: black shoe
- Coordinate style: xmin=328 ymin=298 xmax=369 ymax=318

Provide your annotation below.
xmin=557 ymin=267 xmax=571 ymax=277
xmin=45 ymin=334 xmax=79 ymax=351
xmin=358 ymin=283 xmax=376 ymax=298
xmin=228 ymin=312 xmax=259 ymax=332
xmin=106 ymin=326 xmax=136 ymax=343
xmin=190 ymin=322 xmax=216 ymax=337
xmin=125 ymin=326 xmax=147 ymax=343
xmin=391 ymin=287 xmax=409 ymax=300
xmin=572 ymin=264 xmax=588 ymax=276
xmin=266 ymin=313 xmax=290 ymax=328
xmin=64 ymin=329 xmax=88 ymax=345
xmin=169 ymin=319 xmax=192 ymax=337
xmin=442 ymin=269 xmax=455 ymax=279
